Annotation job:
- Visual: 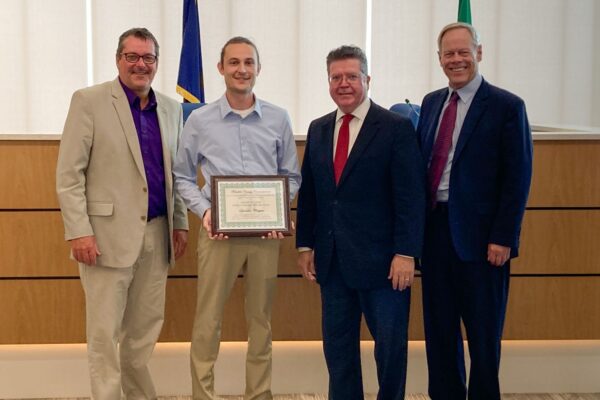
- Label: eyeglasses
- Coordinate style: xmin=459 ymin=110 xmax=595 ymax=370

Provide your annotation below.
xmin=120 ymin=53 xmax=158 ymax=65
xmin=328 ymin=73 xmax=363 ymax=85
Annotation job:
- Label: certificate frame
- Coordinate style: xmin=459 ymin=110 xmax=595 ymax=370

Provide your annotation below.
xmin=210 ymin=175 xmax=291 ymax=237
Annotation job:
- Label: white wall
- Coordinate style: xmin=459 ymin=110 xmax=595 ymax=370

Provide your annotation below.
xmin=0 ymin=0 xmax=598 ymax=134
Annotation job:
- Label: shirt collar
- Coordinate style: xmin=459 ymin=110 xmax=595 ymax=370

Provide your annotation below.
xmin=335 ymin=97 xmax=371 ymax=122
xmin=119 ymin=78 xmax=157 ymax=110
xmin=449 ymin=73 xmax=482 ymax=104
xmin=218 ymin=93 xmax=263 ymax=119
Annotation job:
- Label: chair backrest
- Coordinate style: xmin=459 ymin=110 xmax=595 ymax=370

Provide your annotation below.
xmin=182 ymin=102 xmax=205 ymax=123
xmin=389 ymin=102 xmax=420 ymax=129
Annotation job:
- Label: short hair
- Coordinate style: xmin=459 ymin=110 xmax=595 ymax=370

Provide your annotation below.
xmin=326 ymin=45 xmax=368 ymax=75
xmin=116 ymin=27 xmax=160 ymax=58
xmin=437 ymin=22 xmax=480 ymax=51
xmin=220 ymin=36 xmax=260 ymax=66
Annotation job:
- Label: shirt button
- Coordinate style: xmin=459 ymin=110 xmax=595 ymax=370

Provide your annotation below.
xmin=141 ymin=216 xmax=147 ymax=221
xmin=143 ymin=187 xmax=148 ymax=193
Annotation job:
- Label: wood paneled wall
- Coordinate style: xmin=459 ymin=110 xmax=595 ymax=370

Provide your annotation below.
xmin=0 ymin=139 xmax=598 ymax=344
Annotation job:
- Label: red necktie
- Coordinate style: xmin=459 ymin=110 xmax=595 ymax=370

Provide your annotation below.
xmin=427 ymin=91 xmax=459 ymax=208
xmin=333 ymin=114 xmax=354 ymax=184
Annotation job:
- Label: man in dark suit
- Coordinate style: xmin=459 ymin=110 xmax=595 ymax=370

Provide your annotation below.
xmin=296 ymin=45 xmax=425 ymax=400
xmin=417 ymin=22 xmax=533 ymax=399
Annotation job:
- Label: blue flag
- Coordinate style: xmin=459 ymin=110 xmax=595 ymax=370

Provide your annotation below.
xmin=177 ymin=0 xmax=204 ymax=103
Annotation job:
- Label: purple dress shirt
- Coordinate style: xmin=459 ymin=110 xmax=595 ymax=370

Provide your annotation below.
xmin=120 ymin=80 xmax=167 ymax=220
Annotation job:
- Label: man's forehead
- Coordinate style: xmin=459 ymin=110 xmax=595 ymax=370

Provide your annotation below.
xmin=122 ymin=36 xmax=153 ymax=50
xmin=441 ymin=46 xmax=474 ymax=52
xmin=441 ymin=30 xmax=472 ymax=44
xmin=329 ymin=59 xmax=360 ymax=71
xmin=224 ymin=44 xmax=256 ymax=58
xmin=225 ymin=55 xmax=256 ymax=61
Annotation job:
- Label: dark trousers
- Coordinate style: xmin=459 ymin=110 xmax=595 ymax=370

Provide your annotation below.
xmin=421 ymin=205 xmax=510 ymax=400
xmin=320 ymin=254 xmax=411 ymax=400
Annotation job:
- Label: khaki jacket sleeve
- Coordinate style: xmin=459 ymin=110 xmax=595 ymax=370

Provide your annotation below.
xmin=56 ymin=90 xmax=94 ymax=240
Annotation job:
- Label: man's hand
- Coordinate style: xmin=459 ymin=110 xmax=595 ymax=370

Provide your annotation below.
xmin=487 ymin=243 xmax=510 ymax=266
xmin=261 ymin=221 xmax=294 ymax=240
xmin=70 ymin=235 xmax=101 ymax=265
xmin=173 ymin=229 xmax=188 ymax=259
xmin=297 ymin=250 xmax=316 ymax=282
xmin=262 ymin=231 xmax=285 ymax=240
xmin=388 ymin=255 xmax=415 ymax=291
xmin=203 ymin=209 xmax=229 ymax=240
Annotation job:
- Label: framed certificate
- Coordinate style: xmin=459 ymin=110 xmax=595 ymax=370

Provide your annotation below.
xmin=210 ymin=175 xmax=291 ymax=237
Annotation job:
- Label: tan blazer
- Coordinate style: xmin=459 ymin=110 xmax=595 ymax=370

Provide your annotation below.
xmin=56 ymin=78 xmax=188 ymax=268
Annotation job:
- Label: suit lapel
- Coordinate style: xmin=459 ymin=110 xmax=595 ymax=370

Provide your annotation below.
xmin=111 ymin=79 xmax=146 ymax=182
xmin=422 ymin=90 xmax=449 ymax=163
xmin=318 ymin=112 xmax=337 ymax=187
xmin=453 ymin=80 xmax=489 ymax=163
xmin=337 ymin=103 xmax=379 ymax=187
xmin=156 ymin=99 xmax=173 ymax=197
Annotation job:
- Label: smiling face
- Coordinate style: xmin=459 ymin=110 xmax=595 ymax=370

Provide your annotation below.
xmin=438 ymin=27 xmax=482 ymax=89
xmin=218 ymin=42 xmax=260 ymax=96
xmin=116 ymin=35 xmax=157 ymax=97
xmin=328 ymin=58 xmax=370 ymax=114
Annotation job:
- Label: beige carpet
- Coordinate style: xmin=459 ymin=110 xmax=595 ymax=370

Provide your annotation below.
xmin=156 ymin=394 xmax=600 ymax=400
xmin=18 ymin=395 xmax=600 ymax=400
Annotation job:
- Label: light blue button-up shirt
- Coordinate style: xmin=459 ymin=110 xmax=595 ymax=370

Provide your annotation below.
xmin=433 ymin=73 xmax=483 ymax=201
xmin=173 ymin=94 xmax=301 ymax=218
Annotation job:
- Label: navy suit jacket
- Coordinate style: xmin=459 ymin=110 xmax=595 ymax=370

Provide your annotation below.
xmin=417 ymin=79 xmax=533 ymax=262
xmin=296 ymin=101 xmax=426 ymax=289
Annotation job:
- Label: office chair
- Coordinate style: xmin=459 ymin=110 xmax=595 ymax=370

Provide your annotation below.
xmin=182 ymin=102 xmax=204 ymax=123
xmin=389 ymin=100 xmax=420 ymax=129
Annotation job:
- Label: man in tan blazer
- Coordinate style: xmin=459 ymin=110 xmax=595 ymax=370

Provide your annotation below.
xmin=56 ymin=27 xmax=188 ymax=399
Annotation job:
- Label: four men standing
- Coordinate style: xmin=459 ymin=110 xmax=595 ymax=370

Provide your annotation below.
xmin=57 ymin=21 xmax=531 ymax=399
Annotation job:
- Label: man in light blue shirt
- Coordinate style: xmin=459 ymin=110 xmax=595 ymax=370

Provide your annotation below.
xmin=173 ymin=36 xmax=300 ymax=400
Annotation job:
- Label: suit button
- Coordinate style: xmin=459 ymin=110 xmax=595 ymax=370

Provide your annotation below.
xmin=141 ymin=216 xmax=147 ymax=221
xmin=328 ymin=230 xmax=332 ymax=236
xmin=143 ymin=187 xmax=148 ymax=193
xmin=333 ymin=200 xmax=338 ymax=205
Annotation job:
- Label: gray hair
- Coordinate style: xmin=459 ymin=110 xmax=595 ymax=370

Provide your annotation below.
xmin=326 ymin=45 xmax=368 ymax=75
xmin=437 ymin=22 xmax=480 ymax=51
xmin=116 ymin=27 xmax=160 ymax=58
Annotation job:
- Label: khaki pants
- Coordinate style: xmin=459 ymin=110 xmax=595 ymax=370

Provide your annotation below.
xmin=79 ymin=217 xmax=169 ymax=400
xmin=190 ymin=229 xmax=280 ymax=400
